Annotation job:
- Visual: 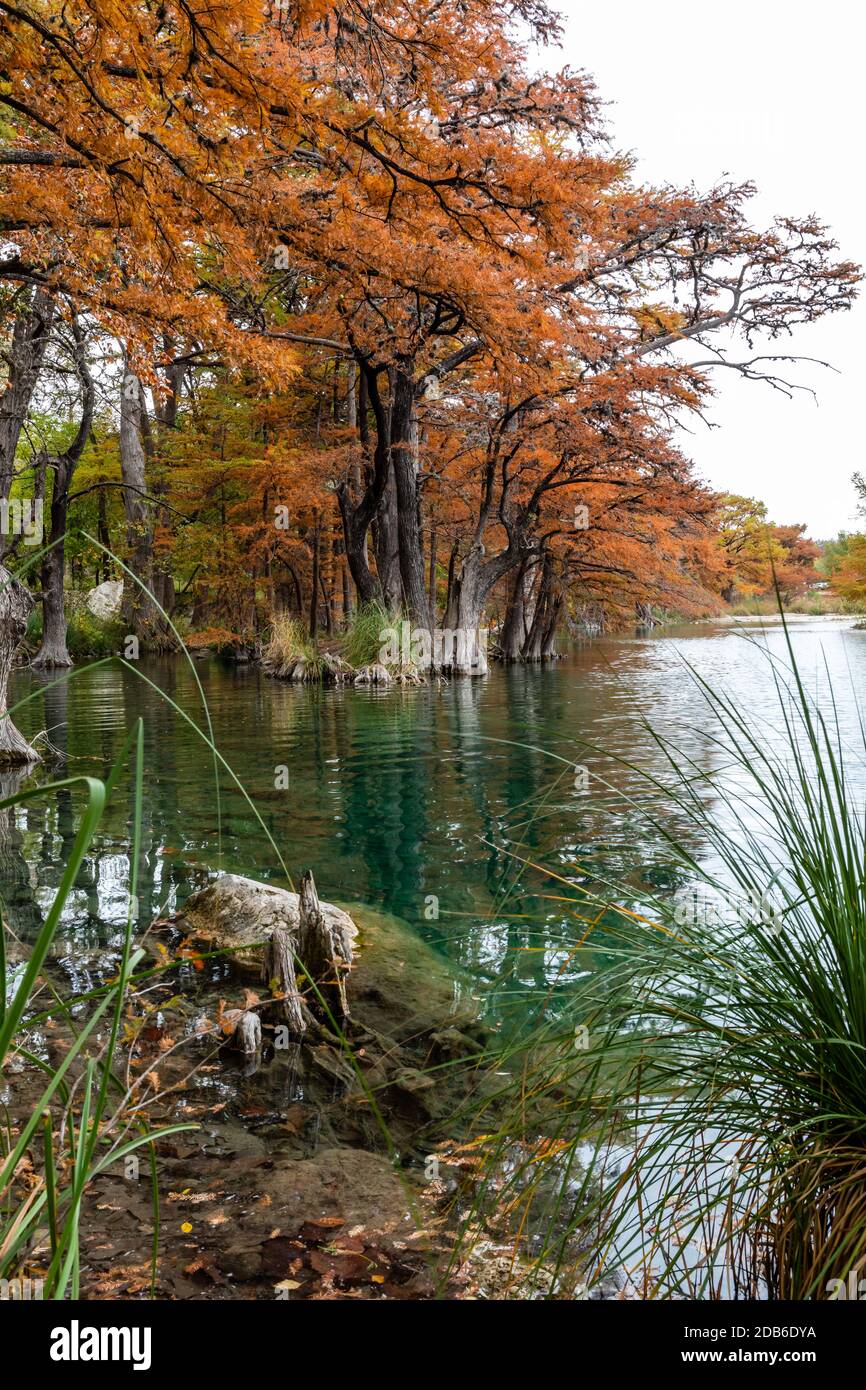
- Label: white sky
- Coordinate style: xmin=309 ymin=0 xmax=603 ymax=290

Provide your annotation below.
xmin=555 ymin=0 xmax=865 ymax=539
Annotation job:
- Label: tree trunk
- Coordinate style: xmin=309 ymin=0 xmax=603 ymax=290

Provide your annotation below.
xmin=540 ymin=589 xmax=562 ymax=659
xmin=341 ymin=557 xmax=351 ymax=625
xmin=390 ymin=366 xmax=430 ymax=629
xmin=346 ymin=362 xmax=357 ymax=431
xmin=321 ymin=522 xmax=335 ymax=635
xmin=448 ymin=546 xmax=489 ymax=675
xmin=522 ymin=556 xmax=548 ymax=660
xmin=319 ymin=562 xmax=333 ymax=635
xmin=0 ymin=288 xmax=54 ymax=554
xmin=501 ymin=556 xmax=532 ymax=661
xmin=522 ymin=553 xmax=561 ymax=661
xmin=444 ymin=542 xmax=459 ymax=628
xmin=309 ymin=516 xmax=320 ymax=639
xmin=119 ymin=366 xmax=162 ymax=643
xmin=336 ymin=363 xmax=390 ymax=606
xmin=33 ymin=316 xmax=94 ymax=670
xmin=428 ymin=525 xmax=437 ymax=622
xmin=33 ymin=493 xmax=71 ymax=668
xmin=97 ymin=485 xmax=111 ymax=580
xmin=376 ymin=462 xmax=401 ymax=610
xmin=149 ymin=347 xmax=183 ymax=620
xmin=0 ymin=564 xmax=39 ymax=765
xmin=287 ymin=563 xmax=303 ymax=614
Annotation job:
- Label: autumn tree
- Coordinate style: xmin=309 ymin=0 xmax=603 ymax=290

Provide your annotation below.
xmin=0 ymin=0 xmax=859 ymax=704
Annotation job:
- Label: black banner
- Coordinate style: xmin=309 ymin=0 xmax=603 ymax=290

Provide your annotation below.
xmin=4 ymin=1296 xmax=861 ymax=1377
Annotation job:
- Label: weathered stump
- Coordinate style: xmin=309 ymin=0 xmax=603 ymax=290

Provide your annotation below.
xmin=298 ymin=869 xmax=353 ymax=1024
xmin=180 ymin=872 xmax=357 ymax=1040
xmin=263 ymin=924 xmax=311 ymax=1038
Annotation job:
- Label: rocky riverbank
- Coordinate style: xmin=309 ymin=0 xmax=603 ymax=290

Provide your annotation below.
xmin=69 ymin=876 xmax=500 ymax=1298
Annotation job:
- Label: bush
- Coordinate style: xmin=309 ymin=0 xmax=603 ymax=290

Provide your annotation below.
xmin=25 ymin=601 xmax=126 ymax=658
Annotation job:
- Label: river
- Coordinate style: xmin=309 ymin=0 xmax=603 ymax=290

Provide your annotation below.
xmin=5 ymin=614 xmax=865 ymax=1019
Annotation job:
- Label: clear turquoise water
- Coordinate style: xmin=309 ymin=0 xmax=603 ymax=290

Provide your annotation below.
xmin=6 ymin=615 xmax=866 ymax=1015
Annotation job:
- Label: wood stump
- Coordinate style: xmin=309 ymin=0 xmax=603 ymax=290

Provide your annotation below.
xmin=264 ymin=870 xmax=353 ymax=1037
xmin=181 ymin=871 xmax=357 ymax=1047
xmin=297 ymin=869 xmax=353 ymax=1024
xmin=263 ymin=925 xmax=311 ymax=1037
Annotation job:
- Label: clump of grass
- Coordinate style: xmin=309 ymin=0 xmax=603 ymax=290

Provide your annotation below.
xmin=343 ymin=600 xmax=395 ymax=670
xmin=461 ymin=620 xmax=866 ymax=1299
xmin=264 ymin=613 xmax=320 ymax=677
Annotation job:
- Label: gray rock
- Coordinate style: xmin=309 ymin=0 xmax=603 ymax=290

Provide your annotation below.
xmin=85 ymin=579 xmax=123 ymax=621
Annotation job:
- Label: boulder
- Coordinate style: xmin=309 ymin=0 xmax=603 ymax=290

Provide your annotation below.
xmin=85 ymin=578 xmax=123 ymax=621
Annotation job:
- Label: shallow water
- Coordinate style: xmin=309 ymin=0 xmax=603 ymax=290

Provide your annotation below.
xmin=5 ymin=614 xmax=866 ymax=1015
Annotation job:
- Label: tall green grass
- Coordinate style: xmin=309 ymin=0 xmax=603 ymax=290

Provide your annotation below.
xmin=343 ymin=600 xmax=394 ymax=670
xmin=0 ymin=721 xmax=195 ymax=1298
xmin=458 ymin=621 xmax=866 ymax=1299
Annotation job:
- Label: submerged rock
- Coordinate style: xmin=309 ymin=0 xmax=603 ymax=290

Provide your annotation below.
xmin=178 ymin=873 xmax=478 ymax=1036
xmin=174 ymin=873 xmax=491 ymax=1155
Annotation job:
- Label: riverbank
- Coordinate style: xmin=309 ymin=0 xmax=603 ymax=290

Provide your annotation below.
xmin=723 ymin=591 xmax=866 ymax=618
xmin=20 ymin=587 xmax=866 ymax=678
xmin=6 ymin=866 xmax=593 ymax=1299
